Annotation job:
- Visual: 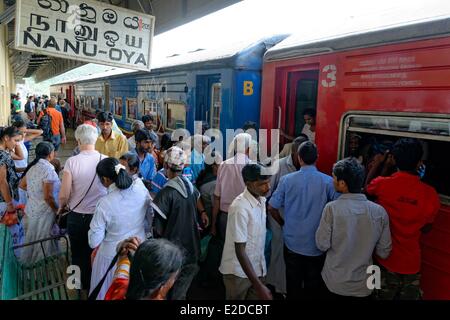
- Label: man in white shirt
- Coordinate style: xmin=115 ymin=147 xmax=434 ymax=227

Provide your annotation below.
xmin=219 ymin=163 xmax=273 ymax=300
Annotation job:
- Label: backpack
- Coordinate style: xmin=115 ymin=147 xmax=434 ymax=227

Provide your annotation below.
xmin=40 ymin=110 xmax=53 ymax=141
xmin=24 ymin=101 xmax=31 ymax=113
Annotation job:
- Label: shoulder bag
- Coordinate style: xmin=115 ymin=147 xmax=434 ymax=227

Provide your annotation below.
xmin=56 ymin=154 xmax=101 ymax=229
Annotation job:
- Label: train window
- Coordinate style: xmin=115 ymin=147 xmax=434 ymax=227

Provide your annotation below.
xmin=85 ymin=97 xmax=91 ymax=111
xmin=210 ymin=83 xmax=221 ymax=129
xmin=340 ymin=113 xmax=450 ymax=202
xmin=165 ymin=102 xmax=186 ymax=131
xmin=104 ymin=83 xmax=110 ymax=112
xmin=98 ymin=97 xmax=103 ymax=111
xmin=90 ymin=96 xmax=96 ymax=111
xmin=142 ymin=99 xmax=158 ymax=116
xmin=127 ymin=98 xmax=138 ymax=120
xmin=348 ymin=115 xmax=450 ymax=137
xmin=114 ymin=98 xmax=123 ymax=117
xmin=76 ymin=96 xmax=80 ymax=108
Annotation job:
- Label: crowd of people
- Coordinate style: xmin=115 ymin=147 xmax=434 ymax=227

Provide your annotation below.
xmin=0 ymin=99 xmax=441 ymax=301
xmin=10 ymin=94 xmax=70 ymax=155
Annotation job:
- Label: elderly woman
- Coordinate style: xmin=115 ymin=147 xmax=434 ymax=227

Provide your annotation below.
xmin=58 ymin=124 xmax=107 ymax=294
xmin=18 ymin=142 xmax=59 ymax=263
xmin=127 ymin=120 xmax=145 ymax=151
xmin=88 ymin=158 xmax=153 ymax=300
xmin=0 ymin=127 xmax=22 ymax=215
xmin=190 ymin=134 xmax=211 ymax=184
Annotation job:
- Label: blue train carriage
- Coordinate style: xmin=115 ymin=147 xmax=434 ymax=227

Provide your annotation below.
xmin=147 ymin=34 xmax=289 ymax=139
xmin=69 ymin=35 xmax=288 ymax=138
xmin=72 ymin=68 xmax=136 ymax=130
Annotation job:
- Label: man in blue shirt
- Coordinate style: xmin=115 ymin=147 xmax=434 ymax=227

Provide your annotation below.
xmin=132 ymin=129 xmax=157 ymax=184
xmin=151 ymin=154 xmax=194 ymax=196
xmin=268 ymin=141 xmax=339 ymax=300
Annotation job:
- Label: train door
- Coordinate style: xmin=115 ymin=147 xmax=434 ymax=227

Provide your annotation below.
xmin=284 ymin=69 xmax=319 ymax=143
xmin=65 ymin=88 xmax=70 ymax=104
xmin=196 ymin=74 xmax=221 ymax=129
xmin=104 ymin=83 xmax=110 ymax=113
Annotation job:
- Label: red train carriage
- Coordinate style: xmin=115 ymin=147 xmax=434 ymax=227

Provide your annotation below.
xmin=260 ymin=17 xmax=450 ymax=299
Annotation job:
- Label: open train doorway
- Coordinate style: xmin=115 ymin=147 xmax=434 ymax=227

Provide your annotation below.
xmin=285 ymin=69 xmax=319 ymax=143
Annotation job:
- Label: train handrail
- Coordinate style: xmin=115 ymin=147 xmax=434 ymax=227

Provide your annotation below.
xmin=277 ymin=105 xmax=282 ymax=129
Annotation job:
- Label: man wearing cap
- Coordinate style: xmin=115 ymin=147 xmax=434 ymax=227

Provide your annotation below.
xmin=153 ymin=146 xmax=208 ymax=300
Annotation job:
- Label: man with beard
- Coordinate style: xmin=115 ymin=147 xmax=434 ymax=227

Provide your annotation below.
xmin=95 ymin=112 xmax=128 ymax=159
xmin=131 ymin=129 xmax=157 ymax=185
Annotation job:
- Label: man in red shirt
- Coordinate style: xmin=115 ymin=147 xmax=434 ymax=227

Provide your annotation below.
xmin=366 ymin=138 xmax=440 ymax=299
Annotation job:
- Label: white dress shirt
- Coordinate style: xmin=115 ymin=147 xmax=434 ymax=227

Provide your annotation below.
xmin=219 ymin=188 xmax=267 ymax=278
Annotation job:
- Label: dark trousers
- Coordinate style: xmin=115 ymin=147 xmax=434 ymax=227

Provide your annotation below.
xmin=169 ymin=262 xmax=199 ymax=300
xmin=217 ymin=211 xmax=228 ymax=241
xmin=284 ymin=245 xmax=325 ymax=300
xmin=67 ymin=212 xmax=93 ymax=292
xmin=61 ymin=107 xmax=69 ymax=127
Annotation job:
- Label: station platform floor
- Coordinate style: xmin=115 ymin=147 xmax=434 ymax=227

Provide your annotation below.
xmin=28 ymin=128 xmax=77 ymax=168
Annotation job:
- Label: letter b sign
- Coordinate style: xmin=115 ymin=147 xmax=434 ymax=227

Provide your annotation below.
xmin=243 ymin=81 xmax=254 ymax=96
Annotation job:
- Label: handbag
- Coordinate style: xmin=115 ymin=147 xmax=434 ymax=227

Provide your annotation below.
xmin=56 ymin=154 xmax=101 ymax=229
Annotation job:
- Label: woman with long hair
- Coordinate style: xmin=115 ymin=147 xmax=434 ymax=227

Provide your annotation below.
xmin=19 ymin=141 xmax=60 ymax=263
xmin=119 ymin=152 xmax=141 ymax=181
xmin=88 ymin=157 xmax=153 ymax=300
xmin=105 ymin=237 xmax=183 ymax=300
xmin=0 ymin=127 xmax=22 ymax=215
xmin=11 ymin=119 xmax=43 ymax=176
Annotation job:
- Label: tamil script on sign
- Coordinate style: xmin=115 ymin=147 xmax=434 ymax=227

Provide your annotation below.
xmin=15 ymin=0 xmax=155 ymax=71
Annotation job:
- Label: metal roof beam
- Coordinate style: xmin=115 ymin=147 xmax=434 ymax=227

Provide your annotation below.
xmin=0 ymin=3 xmax=15 ymax=25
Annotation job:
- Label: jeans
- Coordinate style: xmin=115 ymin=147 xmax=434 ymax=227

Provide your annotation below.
xmin=51 ymin=134 xmax=61 ymax=151
xmin=67 ymin=212 xmax=94 ymax=292
xmin=284 ymin=245 xmax=326 ymax=300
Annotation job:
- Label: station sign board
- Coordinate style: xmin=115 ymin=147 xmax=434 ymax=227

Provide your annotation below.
xmin=15 ymin=0 xmax=155 ymax=71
